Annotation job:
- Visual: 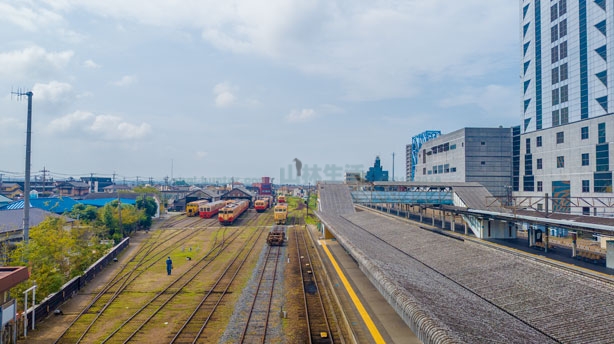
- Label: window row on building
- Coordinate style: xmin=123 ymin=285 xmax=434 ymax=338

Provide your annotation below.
xmin=424 ymin=164 xmax=457 ymax=175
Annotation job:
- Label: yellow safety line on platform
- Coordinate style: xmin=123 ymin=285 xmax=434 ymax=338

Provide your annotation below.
xmin=320 ymin=240 xmax=386 ymax=344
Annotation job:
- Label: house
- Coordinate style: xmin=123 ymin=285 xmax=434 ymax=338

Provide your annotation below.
xmin=103 ymin=184 xmax=132 ymax=193
xmin=0 ymin=183 xmax=22 ymax=199
xmin=79 ymin=177 xmax=113 ymax=193
xmin=0 ymin=208 xmax=75 ymax=244
xmin=56 ymin=181 xmax=90 ymax=198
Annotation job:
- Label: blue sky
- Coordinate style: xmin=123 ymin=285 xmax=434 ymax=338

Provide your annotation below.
xmin=0 ymin=0 xmax=520 ymax=184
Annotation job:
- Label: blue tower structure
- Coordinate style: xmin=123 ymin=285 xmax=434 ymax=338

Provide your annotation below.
xmin=365 ymin=156 xmax=389 ymax=182
xmin=410 ymin=130 xmax=441 ymax=181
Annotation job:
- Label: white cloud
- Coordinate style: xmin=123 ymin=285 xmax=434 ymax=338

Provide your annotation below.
xmin=112 ymin=75 xmax=137 ymax=87
xmin=43 ymin=1 xmax=517 ymax=101
xmin=90 ymin=115 xmax=151 ymax=139
xmin=286 ymin=108 xmax=316 ymax=123
xmin=195 ymin=151 xmax=208 ymax=159
xmin=83 ymin=59 xmax=101 ymax=69
xmin=0 ymin=3 xmax=63 ymax=31
xmin=32 ymin=81 xmax=73 ymax=102
xmin=47 ymin=110 xmax=94 ymax=132
xmin=0 ymin=46 xmax=73 ymax=78
xmin=47 ymin=111 xmax=151 ymax=140
xmin=213 ymin=82 xmax=237 ymax=108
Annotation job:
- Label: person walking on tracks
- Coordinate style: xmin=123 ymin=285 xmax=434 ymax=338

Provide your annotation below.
xmin=166 ymin=256 xmax=173 ymax=275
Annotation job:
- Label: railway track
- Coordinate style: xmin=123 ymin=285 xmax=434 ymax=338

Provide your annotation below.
xmin=54 ymin=215 xmax=239 ymax=343
xmin=295 ymin=218 xmax=339 ymax=344
xmin=238 ymin=244 xmax=282 ymax=343
xmin=54 ymin=221 xmax=217 ymax=343
xmin=169 ymin=217 xmax=267 ymax=343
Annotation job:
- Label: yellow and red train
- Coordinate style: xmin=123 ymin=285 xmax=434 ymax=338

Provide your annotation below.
xmin=277 ymin=195 xmax=286 ymax=203
xmin=254 ymin=198 xmax=270 ymax=212
xmin=199 ymin=200 xmax=226 ymax=218
xmin=186 ymin=200 xmax=208 ymax=217
xmin=218 ymin=200 xmax=249 ymax=225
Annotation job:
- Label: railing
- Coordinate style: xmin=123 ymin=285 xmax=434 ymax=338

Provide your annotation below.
xmin=351 ymin=191 xmax=454 ymax=204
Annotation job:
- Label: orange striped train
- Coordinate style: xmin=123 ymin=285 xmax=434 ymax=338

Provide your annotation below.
xmin=254 ymin=198 xmax=270 ymax=213
xmin=218 ymin=200 xmax=249 ymax=225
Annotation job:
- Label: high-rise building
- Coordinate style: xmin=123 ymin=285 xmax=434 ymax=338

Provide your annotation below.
xmin=520 ymin=0 xmax=613 ymax=215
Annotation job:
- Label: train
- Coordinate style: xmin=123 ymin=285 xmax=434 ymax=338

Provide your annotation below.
xmin=277 ymin=195 xmax=286 ymax=203
xmin=266 ymin=226 xmax=286 ymax=246
xmin=218 ymin=200 xmax=249 ymax=225
xmin=199 ymin=200 xmax=227 ymax=218
xmin=254 ymin=198 xmax=270 ymax=212
xmin=274 ymin=203 xmax=288 ymax=225
xmin=186 ymin=200 xmax=209 ymax=217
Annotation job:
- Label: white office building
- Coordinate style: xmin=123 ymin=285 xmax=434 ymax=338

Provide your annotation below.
xmin=520 ymin=0 xmax=614 ymax=215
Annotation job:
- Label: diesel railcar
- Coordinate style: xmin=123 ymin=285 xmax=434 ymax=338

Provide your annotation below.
xmin=199 ymin=200 xmax=226 ymax=218
xmin=186 ymin=200 xmax=208 ymax=217
xmin=274 ymin=203 xmax=288 ymax=225
xmin=218 ymin=200 xmax=249 ymax=225
xmin=254 ymin=198 xmax=270 ymax=212
xmin=277 ymin=195 xmax=286 ymax=203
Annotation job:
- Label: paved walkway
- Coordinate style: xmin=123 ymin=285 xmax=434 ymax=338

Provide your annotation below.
xmin=308 ymin=225 xmax=419 ymax=344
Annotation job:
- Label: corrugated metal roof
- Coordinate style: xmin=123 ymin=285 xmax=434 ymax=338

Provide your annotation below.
xmin=452 ymin=184 xmax=510 ymax=213
xmin=79 ymin=198 xmax=136 ymax=207
xmin=2 ymin=197 xmax=79 ymax=214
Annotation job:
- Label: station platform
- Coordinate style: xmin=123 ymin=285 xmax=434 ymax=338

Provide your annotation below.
xmin=307 ymin=224 xmax=419 ymax=344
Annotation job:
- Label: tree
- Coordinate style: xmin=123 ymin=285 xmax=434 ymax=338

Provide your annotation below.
xmin=9 ymin=217 xmax=107 ymax=303
xmin=133 ymin=185 xmax=159 ymax=195
xmin=69 ymin=204 xmax=98 ymax=223
xmin=136 ymin=196 xmax=157 ymax=218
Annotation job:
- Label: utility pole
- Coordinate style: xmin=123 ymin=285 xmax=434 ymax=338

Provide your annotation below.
xmin=392 ymin=152 xmax=395 ymax=181
xmin=12 ymin=89 xmax=33 ymax=244
xmin=40 ymin=167 xmax=49 ymax=196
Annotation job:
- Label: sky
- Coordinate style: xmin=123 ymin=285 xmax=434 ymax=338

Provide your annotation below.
xmin=0 ymin=0 xmax=521 ymax=185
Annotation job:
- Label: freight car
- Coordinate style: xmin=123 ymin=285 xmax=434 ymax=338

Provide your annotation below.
xmin=186 ymin=200 xmax=208 ymax=217
xmin=267 ymin=226 xmax=286 ymax=246
xmin=218 ymin=200 xmax=249 ymax=225
xmin=199 ymin=200 xmax=226 ymax=218
xmin=254 ymin=198 xmax=270 ymax=212
xmin=274 ymin=203 xmax=288 ymax=225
